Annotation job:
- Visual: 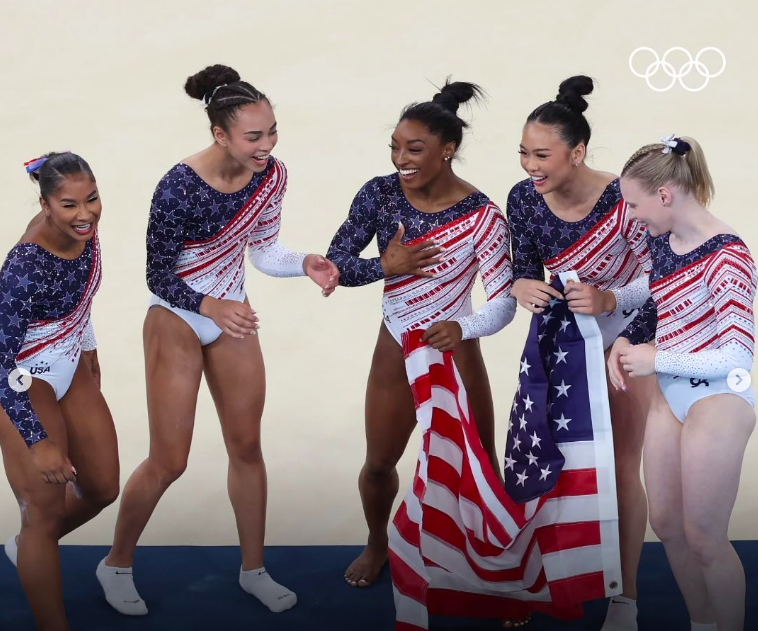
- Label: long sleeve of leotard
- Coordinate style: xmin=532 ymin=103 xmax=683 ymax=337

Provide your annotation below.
xmin=145 ymin=172 xmax=206 ymax=314
xmin=81 ymin=318 xmax=96 ymax=351
xmin=246 ymin=167 xmax=307 ymax=277
xmin=0 ymin=252 xmax=48 ymax=446
xmin=326 ymin=179 xmax=385 ymax=288
xmin=610 ymin=204 xmax=653 ymax=312
xmin=454 ymin=205 xmax=517 ymax=340
xmin=618 ymin=296 xmax=658 ymax=345
xmin=505 ymin=185 xmax=545 ymax=282
xmin=655 ymin=247 xmax=757 ymax=379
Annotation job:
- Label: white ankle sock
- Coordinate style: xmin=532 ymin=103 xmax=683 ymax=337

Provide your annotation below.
xmin=239 ymin=567 xmax=297 ymax=613
xmin=96 ymin=558 xmax=148 ymax=616
xmin=601 ymin=596 xmax=638 ymax=631
xmin=691 ymin=622 xmax=717 ymax=631
xmin=4 ymin=535 xmax=18 ymax=568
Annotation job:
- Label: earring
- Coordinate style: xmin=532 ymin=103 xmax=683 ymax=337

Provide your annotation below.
xmin=444 ymin=156 xmax=451 ymax=161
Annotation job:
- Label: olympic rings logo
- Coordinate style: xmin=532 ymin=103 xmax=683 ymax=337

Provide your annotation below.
xmin=629 ymin=47 xmax=726 ymax=92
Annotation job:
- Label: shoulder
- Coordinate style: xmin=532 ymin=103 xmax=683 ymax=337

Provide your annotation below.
xmin=354 ymin=174 xmax=395 ymax=203
xmin=0 ymin=244 xmax=45 ymax=295
xmin=269 ymin=156 xmax=287 ymax=178
xmin=154 ymin=164 xmax=195 ymax=198
xmin=506 ymin=178 xmax=534 ymax=211
xmin=705 ymin=237 xmax=757 ymax=283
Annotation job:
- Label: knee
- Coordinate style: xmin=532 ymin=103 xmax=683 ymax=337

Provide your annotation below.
xmin=649 ymin=507 xmax=684 ymax=545
xmin=20 ymin=499 xmax=65 ymax=537
xmin=363 ymin=458 xmax=397 ymax=481
xmin=150 ymin=456 xmax=189 ymax=486
xmin=226 ymin=435 xmax=262 ymax=466
xmin=83 ymin=479 xmax=120 ymax=508
xmin=684 ymin=524 xmax=725 ymax=568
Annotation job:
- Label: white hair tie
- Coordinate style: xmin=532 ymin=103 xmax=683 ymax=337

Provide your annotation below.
xmin=203 ymin=84 xmax=228 ymax=107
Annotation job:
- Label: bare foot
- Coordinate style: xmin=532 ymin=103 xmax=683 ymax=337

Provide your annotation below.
xmin=344 ymin=544 xmax=387 ymax=587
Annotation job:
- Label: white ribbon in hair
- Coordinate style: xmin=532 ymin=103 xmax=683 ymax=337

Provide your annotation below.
xmin=660 ymin=133 xmax=678 ymax=154
xmin=203 ymin=84 xmax=229 ymax=107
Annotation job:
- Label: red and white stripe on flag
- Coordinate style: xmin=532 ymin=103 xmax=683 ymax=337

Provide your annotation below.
xmin=389 ymin=321 xmax=621 ymax=630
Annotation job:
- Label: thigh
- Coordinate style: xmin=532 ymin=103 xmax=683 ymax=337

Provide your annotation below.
xmin=0 ymin=380 xmax=68 ymax=517
xmin=201 ymin=324 xmax=265 ymax=450
xmin=58 ymin=356 xmax=119 ymax=496
xmin=642 ymin=384 xmax=684 ymax=524
xmin=681 ymin=395 xmax=755 ymax=538
xmin=363 ymin=323 xmax=417 ymax=468
xmin=606 ymin=346 xmax=654 ymax=464
xmin=143 ymin=306 xmax=204 ymax=464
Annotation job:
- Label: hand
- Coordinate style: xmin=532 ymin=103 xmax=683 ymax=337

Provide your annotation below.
xmin=607 ymin=337 xmax=631 ymax=392
xmin=303 ymin=254 xmax=340 ymax=297
xmin=200 ymin=297 xmax=259 ymax=339
xmin=421 ymin=321 xmax=463 ymax=352
xmin=511 ymin=278 xmax=564 ymax=313
xmin=564 ymin=280 xmax=616 ymax=315
xmin=380 ymin=223 xmax=443 ymax=277
xmin=619 ymin=343 xmax=657 ymax=379
xmin=81 ymin=350 xmax=101 ymax=389
xmin=29 ymin=439 xmax=76 ymax=485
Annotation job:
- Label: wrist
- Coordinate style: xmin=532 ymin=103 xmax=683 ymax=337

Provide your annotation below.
xmin=199 ymin=295 xmax=217 ymax=317
xmin=302 ymin=253 xmax=315 ymax=272
xmin=603 ymin=290 xmax=617 ymax=313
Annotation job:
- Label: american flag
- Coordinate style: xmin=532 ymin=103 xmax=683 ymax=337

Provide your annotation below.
xmin=388 ymin=272 xmax=622 ymax=630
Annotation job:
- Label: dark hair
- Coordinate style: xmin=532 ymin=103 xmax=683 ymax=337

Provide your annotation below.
xmin=185 ymin=64 xmax=267 ymax=132
xmin=29 ymin=152 xmax=95 ymax=201
xmin=526 ymin=75 xmax=594 ymax=148
xmin=399 ymin=78 xmax=485 ymax=152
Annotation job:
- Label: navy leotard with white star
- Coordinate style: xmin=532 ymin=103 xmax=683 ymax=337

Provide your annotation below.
xmin=326 ymin=173 xmax=489 ymax=286
xmin=0 ymin=240 xmax=94 ymax=446
xmin=146 ymin=161 xmax=275 ymax=313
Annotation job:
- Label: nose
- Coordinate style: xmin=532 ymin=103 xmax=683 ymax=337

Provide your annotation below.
xmin=396 ymin=149 xmax=410 ymax=167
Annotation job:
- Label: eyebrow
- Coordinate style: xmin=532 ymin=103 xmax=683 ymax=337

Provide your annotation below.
xmin=60 ymin=189 xmax=98 ymax=202
xmin=520 ymin=144 xmax=552 ymax=152
xmin=244 ymin=123 xmax=277 ymax=135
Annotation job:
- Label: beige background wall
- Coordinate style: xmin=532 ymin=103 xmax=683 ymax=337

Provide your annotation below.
xmin=1 ymin=0 xmax=756 ymax=545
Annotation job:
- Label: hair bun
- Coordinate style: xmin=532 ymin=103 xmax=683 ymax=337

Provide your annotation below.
xmin=555 ymin=75 xmax=594 ymax=114
xmin=431 ymin=79 xmax=485 ymax=115
xmin=185 ymin=64 xmax=241 ymax=101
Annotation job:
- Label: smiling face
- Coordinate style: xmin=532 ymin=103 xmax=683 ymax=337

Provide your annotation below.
xmin=390 ymin=118 xmax=456 ymax=190
xmin=214 ymin=100 xmax=278 ymax=172
xmin=620 ymin=176 xmax=674 ymax=237
xmin=41 ymin=173 xmax=101 ymax=242
xmin=519 ymin=122 xmax=585 ymax=194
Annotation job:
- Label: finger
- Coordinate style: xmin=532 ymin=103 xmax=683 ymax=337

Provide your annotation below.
xmin=416 ymin=256 xmax=443 ymax=268
xmin=392 ymin=223 xmax=405 ymax=242
xmin=430 ymin=338 xmax=449 ymax=350
xmin=411 ymin=269 xmax=435 ymax=278
xmin=608 ymin=356 xmax=625 ymax=390
xmin=43 ymin=472 xmax=52 ymax=484
xmin=528 ymin=295 xmax=548 ymax=308
xmin=539 ymin=284 xmax=565 ymax=300
xmin=230 ymin=313 xmax=258 ymax=329
xmin=52 ymin=470 xmax=67 ymax=485
xmin=425 ymin=331 xmax=443 ymax=345
xmin=223 ymin=326 xmax=246 ymax=340
xmin=410 ymin=239 xmax=438 ymax=252
xmin=412 ymin=245 xmax=443 ymax=259
xmin=520 ymin=301 xmax=544 ymax=314
xmin=421 ymin=325 xmax=441 ymax=341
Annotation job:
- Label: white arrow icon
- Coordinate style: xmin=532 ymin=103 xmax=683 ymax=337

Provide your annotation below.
xmin=727 ymin=368 xmax=751 ymax=393
xmin=8 ymin=368 xmax=33 ymax=393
